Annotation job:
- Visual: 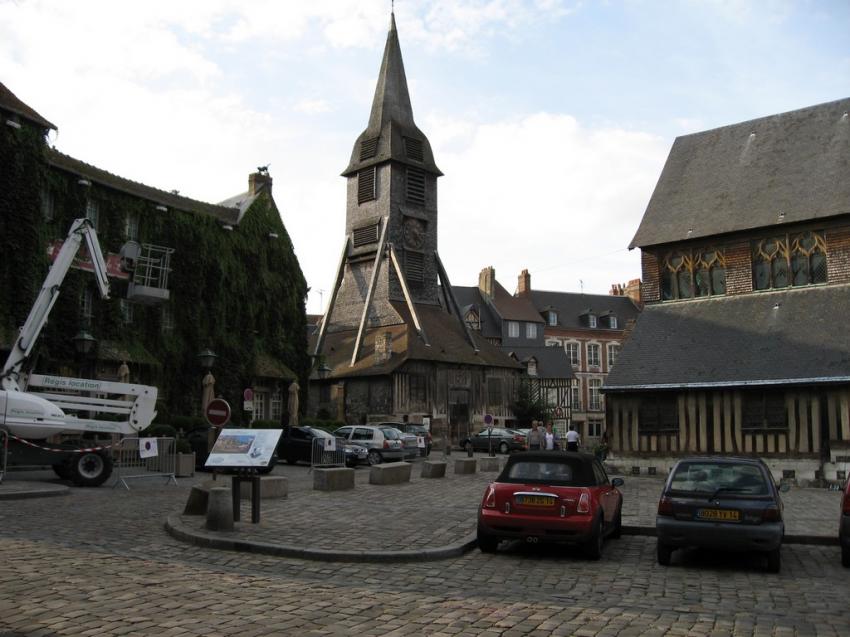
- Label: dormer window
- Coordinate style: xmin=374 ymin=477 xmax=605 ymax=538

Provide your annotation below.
xmin=610 ymin=316 xmax=618 ymax=329
xmin=527 ymin=358 xmax=538 ymax=376
xmin=547 ymin=311 xmax=558 ymax=326
xmin=465 ymin=310 xmax=480 ymax=331
xmin=588 ymin=314 xmax=597 ymax=328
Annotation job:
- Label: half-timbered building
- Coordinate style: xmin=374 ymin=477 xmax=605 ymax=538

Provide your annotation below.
xmin=604 ymin=98 xmax=850 ymax=481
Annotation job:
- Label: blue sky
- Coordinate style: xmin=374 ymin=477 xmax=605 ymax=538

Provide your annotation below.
xmin=2 ymin=1 xmax=848 ymax=313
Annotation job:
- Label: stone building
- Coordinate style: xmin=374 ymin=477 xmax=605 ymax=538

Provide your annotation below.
xmin=0 ymin=81 xmax=308 ymax=423
xmin=309 ymin=15 xmax=521 ymax=439
xmin=604 ymin=98 xmax=850 ymax=481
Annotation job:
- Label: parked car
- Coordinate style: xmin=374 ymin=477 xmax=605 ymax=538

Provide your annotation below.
xmin=333 ymin=425 xmax=406 ymax=465
xmin=462 ymin=427 xmax=526 ymax=454
xmin=399 ymin=423 xmax=432 ymax=456
xmin=656 ymin=456 xmax=784 ymax=572
xmin=277 ymin=426 xmax=367 ymax=468
xmin=370 ymin=423 xmax=419 ymax=460
xmin=840 ymin=477 xmax=850 ymax=567
xmin=476 ymin=451 xmax=624 ymax=559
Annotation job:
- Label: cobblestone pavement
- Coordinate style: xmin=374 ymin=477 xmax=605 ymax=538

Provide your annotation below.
xmin=0 ymin=459 xmax=847 ymax=636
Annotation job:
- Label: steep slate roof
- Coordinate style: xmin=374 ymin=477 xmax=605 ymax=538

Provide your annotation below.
xmin=529 ymin=290 xmax=640 ymax=330
xmin=47 ymin=150 xmax=240 ymax=224
xmin=630 ymin=97 xmax=850 ymax=249
xmin=507 ymin=346 xmax=573 ymax=380
xmin=604 ymin=285 xmax=850 ymax=391
xmin=0 ymin=81 xmax=56 ymax=130
xmin=312 ymin=301 xmax=521 ymax=379
xmin=491 ymin=282 xmax=545 ymax=323
xmin=341 ymin=13 xmax=441 ymax=177
xmin=452 ymin=286 xmax=502 ymax=340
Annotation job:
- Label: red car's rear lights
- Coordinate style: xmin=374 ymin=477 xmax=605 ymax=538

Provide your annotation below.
xmin=484 ymin=486 xmax=496 ymax=508
xmin=513 ymin=434 xmax=523 ymax=442
xmin=657 ymin=496 xmax=673 ymax=516
xmin=762 ymin=505 xmax=782 ymax=522
xmin=577 ymin=492 xmax=590 ymax=514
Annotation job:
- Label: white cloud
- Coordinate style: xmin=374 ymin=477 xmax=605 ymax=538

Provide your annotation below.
xmin=293 ymin=98 xmax=333 ymax=114
xmin=430 ymin=112 xmax=668 ymax=296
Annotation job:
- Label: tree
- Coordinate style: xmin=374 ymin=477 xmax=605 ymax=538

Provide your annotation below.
xmin=511 ymin=380 xmax=547 ymax=426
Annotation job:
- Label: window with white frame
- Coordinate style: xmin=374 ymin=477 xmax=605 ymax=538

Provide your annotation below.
xmin=508 ymin=321 xmax=519 ymax=338
xmin=548 ymin=311 xmax=558 ymax=326
xmin=526 ymin=322 xmax=537 ymax=339
xmin=125 ymin=213 xmax=139 ymax=241
xmin=270 ymin=390 xmax=282 ymax=421
xmin=607 ymin=343 xmax=619 ymax=368
xmin=609 ymin=316 xmax=618 ymax=329
xmin=85 ymin=200 xmax=99 ymax=230
xmin=526 ymin=359 xmax=537 ymax=376
xmin=571 ymin=379 xmax=582 ymax=411
xmin=253 ymin=392 xmax=267 ymax=420
xmin=588 ymin=314 xmax=597 ymax=328
xmin=587 ymin=343 xmax=601 ymax=367
xmin=588 ymin=378 xmax=603 ymax=410
xmin=565 ymin=342 xmax=579 ymax=366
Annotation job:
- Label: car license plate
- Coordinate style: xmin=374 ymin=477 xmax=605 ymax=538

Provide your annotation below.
xmin=516 ymin=495 xmax=555 ymax=506
xmin=696 ymin=508 xmax=740 ymax=522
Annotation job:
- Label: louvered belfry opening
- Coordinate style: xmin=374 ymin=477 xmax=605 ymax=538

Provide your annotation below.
xmin=353 ymin=222 xmax=379 ymax=248
xmin=360 ymin=137 xmax=379 ymax=160
xmin=405 ymin=250 xmax=425 ymax=283
xmin=403 ymin=137 xmax=423 ymax=162
xmin=405 ymin=167 xmax=425 ymax=205
xmin=358 ymin=166 xmax=377 ymax=204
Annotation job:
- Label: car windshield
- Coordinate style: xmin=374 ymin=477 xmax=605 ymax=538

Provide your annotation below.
xmin=380 ymin=428 xmax=400 ymax=440
xmin=669 ymin=461 xmax=770 ymax=496
xmin=500 ymin=459 xmax=595 ymax=487
xmin=309 ymin=428 xmax=332 ymax=439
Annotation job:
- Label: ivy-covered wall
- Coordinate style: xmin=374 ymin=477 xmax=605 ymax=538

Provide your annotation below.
xmin=0 ymin=120 xmax=309 ymax=423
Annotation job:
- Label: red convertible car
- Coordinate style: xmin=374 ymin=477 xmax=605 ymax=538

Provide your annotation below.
xmin=477 ymin=452 xmax=624 ymax=559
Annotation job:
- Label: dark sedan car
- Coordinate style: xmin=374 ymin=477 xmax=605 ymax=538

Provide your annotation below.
xmin=840 ymin=477 xmax=850 ymax=567
xmin=462 ymin=427 xmax=526 ymax=454
xmin=477 ymin=451 xmax=624 ymax=558
xmin=656 ymin=456 xmax=784 ymax=572
xmin=277 ymin=426 xmax=367 ymax=468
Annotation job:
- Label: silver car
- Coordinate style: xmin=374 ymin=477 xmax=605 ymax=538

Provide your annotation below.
xmin=333 ymin=425 xmax=406 ymax=466
xmin=656 ymin=456 xmax=784 ymax=572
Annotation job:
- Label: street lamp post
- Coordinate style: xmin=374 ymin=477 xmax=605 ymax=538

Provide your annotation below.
xmin=198 ymin=348 xmax=218 ymax=456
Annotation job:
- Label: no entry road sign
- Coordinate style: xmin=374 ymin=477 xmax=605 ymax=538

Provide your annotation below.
xmin=205 ymin=398 xmax=232 ymax=427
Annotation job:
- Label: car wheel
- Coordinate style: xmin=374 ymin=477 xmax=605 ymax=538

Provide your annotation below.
xmin=611 ymin=506 xmax=622 ymax=539
xmin=367 ymin=450 xmax=382 ymax=466
xmin=584 ymin=516 xmax=604 ymax=560
xmin=842 ymin=546 xmax=850 ymax=568
xmin=477 ymin=526 xmax=499 ymax=554
xmin=656 ymin=541 xmax=672 ymax=566
xmin=766 ymin=548 xmax=781 ymax=573
xmin=499 ymin=441 xmax=509 ymax=454
xmin=69 ymin=451 xmax=113 ymax=487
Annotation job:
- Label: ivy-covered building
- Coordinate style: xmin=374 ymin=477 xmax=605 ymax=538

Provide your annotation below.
xmin=0 ymin=81 xmax=309 ymax=425
xmin=309 ymin=15 xmax=522 ymax=439
xmin=604 ymin=98 xmax=850 ymax=481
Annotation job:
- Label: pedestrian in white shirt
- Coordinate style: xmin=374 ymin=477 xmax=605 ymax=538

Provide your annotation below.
xmin=565 ymin=425 xmax=581 ymax=452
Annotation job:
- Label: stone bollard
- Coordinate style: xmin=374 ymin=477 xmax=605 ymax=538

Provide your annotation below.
xmin=183 ymin=485 xmax=211 ymax=515
xmin=454 ymin=458 xmax=477 ymax=475
xmin=205 ymin=487 xmax=234 ymax=532
xmin=421 ymin=460 xmax=447 ymax=479
xmin=479 ymin=456 xmax=500 ymax=472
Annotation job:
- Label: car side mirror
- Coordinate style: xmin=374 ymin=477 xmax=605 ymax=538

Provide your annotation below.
xmin=611 ymin=477 xmax=624 ymax=487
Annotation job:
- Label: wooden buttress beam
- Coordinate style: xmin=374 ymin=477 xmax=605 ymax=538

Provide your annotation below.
xmin=388 ymin=243 xmax=429 ymax=347
xmin=313 ymin=234 xmax=351 ymax=358
xmin=351 ymin=218 xmax=390 ymax=366
xmin=434 ymin=251 xmax=478 ymax=353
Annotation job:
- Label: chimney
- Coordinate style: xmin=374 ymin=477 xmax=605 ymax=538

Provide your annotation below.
xmin=517 ymin=269 xmax=531 ymax=298
xmin=609 ymin=283 xmax=624 ymax=296
xmin=478 ymin=266 xmax=495 ymax=300
xmin=374 ymin=331 xmax=393 ymax=365
xmin=625 ymin=279 xmax=642 ymax=305
xmin=249 ymin=171 xmax=272 ymax=196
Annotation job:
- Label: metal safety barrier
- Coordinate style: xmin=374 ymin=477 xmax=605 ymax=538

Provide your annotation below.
xmin=310 ymin=437 xmax=347 ymax=470
xmin=0 ymin=428 xmax=8 ymax=485
xmin=112 ymin=436 xmax=177 ymax=490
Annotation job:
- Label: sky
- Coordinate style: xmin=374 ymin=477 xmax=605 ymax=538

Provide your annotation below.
xmin=1 ymin=0 xmax=848 ymax=314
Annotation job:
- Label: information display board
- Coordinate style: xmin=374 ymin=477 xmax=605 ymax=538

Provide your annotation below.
xmin=204 ymin=428 xmax=283 ymax=469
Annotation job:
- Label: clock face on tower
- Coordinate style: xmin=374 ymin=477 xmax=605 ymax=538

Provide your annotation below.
xmin=403 ymin=217 xmax=426 ymax=250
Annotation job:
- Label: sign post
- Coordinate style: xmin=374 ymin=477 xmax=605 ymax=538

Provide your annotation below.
xmin=484 ymin=413 xmax=494 ymax=457
xmin=243 ymin=388 xmax=254 ymax=427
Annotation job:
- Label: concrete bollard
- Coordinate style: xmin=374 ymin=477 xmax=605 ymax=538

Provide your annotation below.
xmin=454 ymin=458 xmax=477 ymax=475
xmin=421 ymin=460 xmax=447 ymax=478
xmin=205 ymin=487 xmax=234 ymax=532
xmin=183 ymin=485 xmax=211 ymax=515
xmin=479 ymin=457 xmax=500 ymax=472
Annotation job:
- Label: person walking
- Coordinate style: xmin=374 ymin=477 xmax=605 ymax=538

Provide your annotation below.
xmin=544 ymin=421 xmax=559 ymax=450
xmin=527 ymin=420 xmax=543 ymax=451
xmin=565 ymin=424 xmax=581 ymax=452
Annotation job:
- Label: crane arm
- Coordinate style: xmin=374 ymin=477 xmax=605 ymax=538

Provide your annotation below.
xmin=1 ymin=218 xmax=110 ymax=389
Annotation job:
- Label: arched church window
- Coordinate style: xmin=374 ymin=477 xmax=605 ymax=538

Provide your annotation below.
xmin=662 ymin=248 xmax=726 ymax=300
xmin=752 ymin=231 xmax=826 ymax=290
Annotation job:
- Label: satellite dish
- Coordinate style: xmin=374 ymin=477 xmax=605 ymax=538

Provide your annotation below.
xmin=119 ymin=241 xmax=141 ymax=272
